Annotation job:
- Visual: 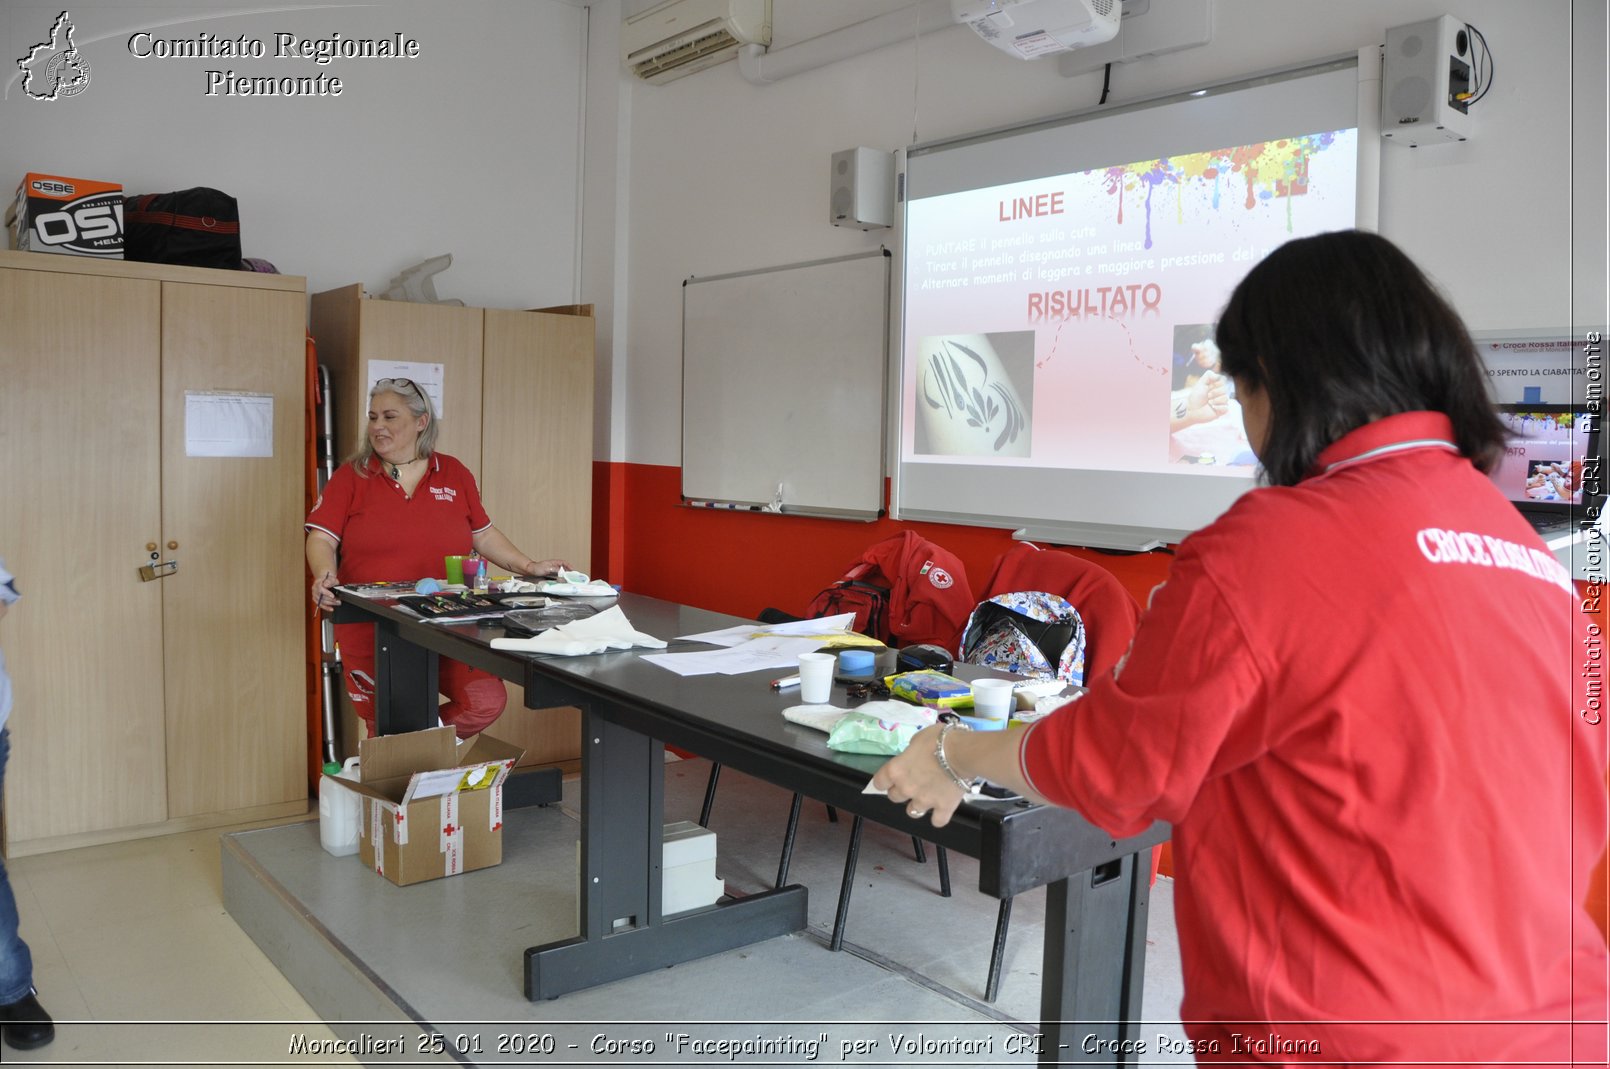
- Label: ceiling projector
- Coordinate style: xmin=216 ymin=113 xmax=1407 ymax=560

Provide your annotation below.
xmin=952 ymin=0 xmax=1121 ymax=58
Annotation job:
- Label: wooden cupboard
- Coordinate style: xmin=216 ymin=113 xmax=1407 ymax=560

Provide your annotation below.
xmin=309 ymin=286 xmax=593 ymax=768
xmin=0 ymin=251 xmax=309 ymax=856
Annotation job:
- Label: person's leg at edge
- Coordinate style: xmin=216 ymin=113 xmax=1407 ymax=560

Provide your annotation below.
xmin=437 ymin=659 xmax=507 ymax=739
xmin=0 ymin=728 xmax=52 ymax=1051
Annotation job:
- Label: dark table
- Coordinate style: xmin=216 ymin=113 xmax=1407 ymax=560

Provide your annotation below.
xmin=335 ymin=590 xmax=1168 ymax=1065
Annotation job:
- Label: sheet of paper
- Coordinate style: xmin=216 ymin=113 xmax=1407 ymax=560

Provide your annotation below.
xmin=405 ymin=768 xmax=466 ymax=802
xmin=639 ymin=649 xmax=745 ymax=677
xmin=674 ymin=613 xmax=857 ymax=647
xmin=641 ymin=635 xmax=824 ymax=677
xmin=673 ymin=623 xmax=765 ymax=647
xmin=764 ymin=613 xmax=856 ymax=635
xmin=184 ymin=392 xmax=273 ymax=457
xmin=367 ymin=359 xmax=446 ymax=420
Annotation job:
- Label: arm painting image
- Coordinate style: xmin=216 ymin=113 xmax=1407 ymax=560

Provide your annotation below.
xmin=914 ymin=332 xmax=1034 ymax=458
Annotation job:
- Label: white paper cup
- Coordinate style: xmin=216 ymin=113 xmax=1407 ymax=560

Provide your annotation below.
xmin=798 ymin=652 xmax=837 ymax=704
xmin=970 ymin=678 xmax=1016 ymax=721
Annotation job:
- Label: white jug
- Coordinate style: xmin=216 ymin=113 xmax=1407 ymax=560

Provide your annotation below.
xmin=318 ymin=756 xmax=362 ymax=857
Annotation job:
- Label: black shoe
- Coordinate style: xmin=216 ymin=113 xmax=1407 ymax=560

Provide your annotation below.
xmin=0 ymin=990 xmax=54 ymax=1051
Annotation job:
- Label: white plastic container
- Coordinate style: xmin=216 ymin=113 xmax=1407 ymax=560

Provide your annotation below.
xmin=319 ymin=756 xmax=362 ymax=857
xmin=662 ymin=820 xmax=724 ymax=915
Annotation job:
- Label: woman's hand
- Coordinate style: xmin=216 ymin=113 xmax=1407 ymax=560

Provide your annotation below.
xmin=872 ymin=725 xmax=968 ymax=828
xmin=526 ymin=558 xmax=570 ymax=578
xmin=311 ymin=569 xmax=340 ymax=612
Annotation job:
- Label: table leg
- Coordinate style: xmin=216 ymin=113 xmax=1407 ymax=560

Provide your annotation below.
xmin=370 ymin=617 xmax=562 ymax=807
xmin=373 ymin=617 xmax=438 ymax=736
xmin=1038 ymin=851 xmax=1150 ymax=1065
xmin=524 ymin=708 xmax=808 ymax=1000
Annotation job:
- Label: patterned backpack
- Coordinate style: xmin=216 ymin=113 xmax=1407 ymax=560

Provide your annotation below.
xmin=958 ymin=591 xmax=1087 ymax=685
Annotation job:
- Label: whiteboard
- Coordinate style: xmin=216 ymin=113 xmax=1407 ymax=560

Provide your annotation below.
xmin=681 ymin=250 xmax=890 ymax=518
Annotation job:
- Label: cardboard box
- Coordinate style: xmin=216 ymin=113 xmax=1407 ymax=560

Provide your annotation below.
xmin=9 ymin=172 xmax=123 ymax=258
xmin=348 ymin=726 xmax=524 ymax=886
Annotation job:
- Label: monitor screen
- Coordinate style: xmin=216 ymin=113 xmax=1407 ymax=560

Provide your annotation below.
xmin=1490 ymin=406 xmax=1601 ymax=513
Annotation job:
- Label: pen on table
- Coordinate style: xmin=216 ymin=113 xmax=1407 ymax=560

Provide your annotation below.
xmin=771 ymin=674 xmax=801 ymax=690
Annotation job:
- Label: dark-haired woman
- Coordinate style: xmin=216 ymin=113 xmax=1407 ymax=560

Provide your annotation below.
xmin=876 ymin=231 xmax=1606 ymax=1062
xmin=306 ymin=378 xmax=567 ymax=738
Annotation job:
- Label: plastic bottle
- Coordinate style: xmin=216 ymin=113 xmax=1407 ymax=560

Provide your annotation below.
xmin=318 ymin=756 xmax=362 ymax=857
xmin=472 ymin=555 xmax=490 ymax=594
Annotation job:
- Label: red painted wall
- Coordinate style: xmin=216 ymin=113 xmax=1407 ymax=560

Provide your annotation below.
xmin=593 ymin=461 xmax=1176 ymax=621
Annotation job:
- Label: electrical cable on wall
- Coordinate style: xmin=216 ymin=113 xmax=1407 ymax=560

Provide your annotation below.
xmin=1461 ymin=22 xmax=1494 ymax=106
xmin=1098 ymin=61 xmax=1112 ymax=105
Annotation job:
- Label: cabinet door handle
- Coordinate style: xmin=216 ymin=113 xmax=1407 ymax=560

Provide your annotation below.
xmin=167 ymin=540 xmax=180 ymax=551
xmin=146 ymin=542 xmax=158 ymax=553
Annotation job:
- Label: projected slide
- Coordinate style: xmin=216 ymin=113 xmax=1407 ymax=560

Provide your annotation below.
xmin=902 ymin=129 xmax=1359 ymax=478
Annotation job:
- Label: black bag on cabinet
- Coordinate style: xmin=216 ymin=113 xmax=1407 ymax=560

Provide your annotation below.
xmin=123 ymin=187 xmax=242 ymax=269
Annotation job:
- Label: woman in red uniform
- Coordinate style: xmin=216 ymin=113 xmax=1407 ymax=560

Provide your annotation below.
xmin=876 ymin=231 xmax=1608 ymax=1064
xmin=306 ymin=377 xmax=567 ymax=738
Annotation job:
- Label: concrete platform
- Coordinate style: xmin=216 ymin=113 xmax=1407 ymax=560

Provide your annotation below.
xmin=222 ymin=757 xmax=1187 ymax=1066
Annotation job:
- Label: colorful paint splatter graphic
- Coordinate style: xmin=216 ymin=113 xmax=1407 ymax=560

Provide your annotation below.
xmin=1101 ymin=131 xmax=1343 ymax=248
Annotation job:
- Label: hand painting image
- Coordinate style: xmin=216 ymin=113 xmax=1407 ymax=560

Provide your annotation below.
xmin=1168 ymin=323 xmax=1254 ymax=467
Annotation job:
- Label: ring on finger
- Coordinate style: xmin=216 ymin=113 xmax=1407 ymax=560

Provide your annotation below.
xmin=907 ymin=805 xmax=926 ymax=818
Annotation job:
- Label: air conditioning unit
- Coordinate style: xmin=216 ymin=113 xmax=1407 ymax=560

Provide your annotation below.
xmin=952 ymin=0 xmax=1120 ymax=59
xmin=623 ymin=0 xmax=773 ymax=84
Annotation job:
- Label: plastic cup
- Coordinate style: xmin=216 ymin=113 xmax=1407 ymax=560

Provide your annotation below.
xmin=798 ymin=652 xmax=837 ymax=704
xmin=970 ymin=678 xmax=1016 ymax=721
xmin=444 ymin=555 xmax=466 ymax=586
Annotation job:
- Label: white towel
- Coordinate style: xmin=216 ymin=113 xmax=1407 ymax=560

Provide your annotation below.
xmin=490 ymin=605 xmax=668 ymax=656
xmin=781 ymin=705 xmax=850 ymax=733
xmin=534 ymin=579 xmax=619 ymax=597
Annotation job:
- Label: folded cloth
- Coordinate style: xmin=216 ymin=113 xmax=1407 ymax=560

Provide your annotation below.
xmin=782 ymin=699 xmax=923 ymax=735
xmin=490 ymin=604 xmax=667 ymax=656
xmin=782 ymin=705 xmax=850 ymax=733
xmin=534 ymin=579 xmax=618 ymax=597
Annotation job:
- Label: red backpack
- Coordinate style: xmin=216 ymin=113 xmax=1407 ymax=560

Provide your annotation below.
xmin=805 ymin=531 xmax=975 ymax=652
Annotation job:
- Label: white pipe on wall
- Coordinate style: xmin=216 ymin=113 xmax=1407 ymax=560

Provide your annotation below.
xmin=737 ymin=0 xmax=957 ymax=84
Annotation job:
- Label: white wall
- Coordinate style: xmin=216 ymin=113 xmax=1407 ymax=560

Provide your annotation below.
xmin=1 ymin=0 xmax=587 ymax=310
xmin=7 ymin=1 xmax=1604 ymax=470
xmin=613 ymin=0 xmax=1609 ymax=469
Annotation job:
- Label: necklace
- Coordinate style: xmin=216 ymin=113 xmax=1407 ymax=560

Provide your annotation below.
xmin=385 ymin=457 xmax=420 ymax=480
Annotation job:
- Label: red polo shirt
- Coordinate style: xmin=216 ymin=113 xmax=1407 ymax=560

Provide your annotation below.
xmin=306 ymin=453 xmax=492 ymax=583
xmin=1020 ymin=412 xmax=1608 ymax=1063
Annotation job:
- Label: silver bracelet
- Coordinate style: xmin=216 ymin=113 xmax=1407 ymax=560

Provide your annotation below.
xmin=934 ymin=721 xmax=976 ymax=792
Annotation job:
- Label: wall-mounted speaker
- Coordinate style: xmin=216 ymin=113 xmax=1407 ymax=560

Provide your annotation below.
xmin=830 ymin=147 xmax=894 ymax=230
xmin=1381 ymin=15 xmax=1474 ymax=147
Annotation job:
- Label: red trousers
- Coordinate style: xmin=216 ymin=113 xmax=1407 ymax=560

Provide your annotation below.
xmin=334 ymin=623 xmax=507 ymax=739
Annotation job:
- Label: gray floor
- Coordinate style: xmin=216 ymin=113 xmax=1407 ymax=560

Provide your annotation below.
xmin=223 ymin=756 xmax=1188 ymax=1067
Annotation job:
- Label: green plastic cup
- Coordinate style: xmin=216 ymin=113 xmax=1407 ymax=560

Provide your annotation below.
xmin=444 ymin=555 xmax=466 ymax=586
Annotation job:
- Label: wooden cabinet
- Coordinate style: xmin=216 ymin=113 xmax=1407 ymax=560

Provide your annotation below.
xmin=310 ymin=287 xmax=594 ymax=768
xmin=0 ymin=252 xmax=309 ymax=855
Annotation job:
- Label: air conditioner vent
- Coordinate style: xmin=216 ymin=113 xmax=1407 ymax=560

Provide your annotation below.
xmin=622 ymin=0 xmax=772 ymax=84
xmin=630 ymin=26 xmax=738 ymax=79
